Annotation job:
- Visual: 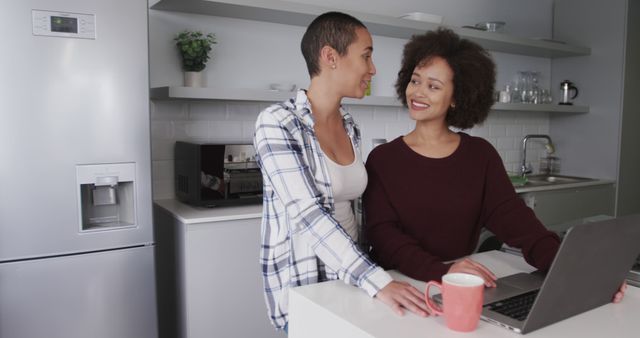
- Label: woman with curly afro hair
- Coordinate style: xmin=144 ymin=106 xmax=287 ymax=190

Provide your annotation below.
xmin=362 ymin=28 xmax=563 ymax=287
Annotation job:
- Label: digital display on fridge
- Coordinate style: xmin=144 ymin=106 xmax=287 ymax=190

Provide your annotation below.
xmin=51 ymin=16 xmax=78 ymax=33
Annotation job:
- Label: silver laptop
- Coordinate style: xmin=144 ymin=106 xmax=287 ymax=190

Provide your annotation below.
xmin=480 ymin=213 xmax=640 ymax=334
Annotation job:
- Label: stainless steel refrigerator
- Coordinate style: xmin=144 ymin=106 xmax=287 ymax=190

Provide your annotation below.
xmin=0 ymin=0 xmax=157 ymax=337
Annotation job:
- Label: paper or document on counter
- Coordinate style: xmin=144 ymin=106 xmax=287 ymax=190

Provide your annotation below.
xmin=500 ymin=244 xmax=523 ymax=256
xmin=469 ymin=250 xmax=536 ymax=278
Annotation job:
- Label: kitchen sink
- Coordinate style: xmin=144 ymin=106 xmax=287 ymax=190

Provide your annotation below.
xmin=524 ymin=174 xmax=597 ymax=187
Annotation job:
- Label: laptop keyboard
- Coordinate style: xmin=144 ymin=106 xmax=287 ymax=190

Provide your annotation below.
xmin=485 ymin=290 xmax=540 ymax=321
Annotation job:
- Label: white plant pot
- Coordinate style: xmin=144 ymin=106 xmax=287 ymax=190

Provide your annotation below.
xmin=184 ymin=71 xmax=205 ymax=87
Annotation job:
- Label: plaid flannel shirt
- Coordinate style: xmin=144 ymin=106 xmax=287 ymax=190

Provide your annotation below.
xmin=253 ymin=89 xmax=392 ymax=330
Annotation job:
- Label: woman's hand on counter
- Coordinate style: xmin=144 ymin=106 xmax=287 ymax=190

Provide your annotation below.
xmin=375 ymin=281 xmax=431 ymax=317
xmin=613 ymin=281 xmax=627 ymax=303
xmin=449 ymin=257 xmax=498 ymax=287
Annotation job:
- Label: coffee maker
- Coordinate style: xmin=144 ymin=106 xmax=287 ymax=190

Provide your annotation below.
xmin=559 ymin=80 xmax=579 ymax=105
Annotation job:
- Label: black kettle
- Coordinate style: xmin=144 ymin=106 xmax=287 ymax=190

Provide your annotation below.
xmin=559 ymin=80 xmax=579 ymax=105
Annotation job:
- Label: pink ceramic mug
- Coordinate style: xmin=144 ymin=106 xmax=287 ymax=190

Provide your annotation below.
xmin=425 ymin=273 xmax=484 ymax=332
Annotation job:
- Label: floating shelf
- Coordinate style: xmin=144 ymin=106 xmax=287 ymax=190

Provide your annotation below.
xmin=150 ymin=86 xmax=401 ymax=106
xmin=492 ymin=102 xmax=589 ymax=113
xmin=151 ymin=86 xmax=589 ymax=113
xmin=150 ymin=0 xmax=590 ymax=58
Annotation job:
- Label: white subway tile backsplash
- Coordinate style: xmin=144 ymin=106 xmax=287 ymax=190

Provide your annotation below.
xmin=468 ymin=124 xmax=489 ymax=137
xmin=152 ymin=159 xmax=174 ymax=181
xmin=497 ymin=150 xmax=507 ymax=161
xmin=359 ymin=122 xmax=386 ymax=140
xmin=345 ymin=105 xmax=374 ymax=121
xmin=359 ymin=122 xmax=386 ymax=159
xmin=497 ymin=137 xmax=514 ymax=150
xmin=209 ymin=120 xmax=245 ymax=142
xmin=506 ymin=124 xmax=523 ymax=137
xmin=189 ymin=101 xmax=227 ymax=120
xmin=506 ymin=150 xmax=521 ymax=163
xmin=151 ymin=121 xmax=173 ymax=139
xmin=487 ymin=111 xmax=508 ymax=124
xmin=385 ymin=122 xmax=412 ymax=140
xmin=174 ymin=121 xmax=211 ymax=139
xmin=489 ymin=124 xmax=507 ymax=137
xmin=485 ymin=137 xmax=498 ymax=149
xmin=227 ymin=102 xmax=262 ymax=121
xmin=537 ymin=124 xmax=550 ymax=134
xmin=516 ymin=112 xmax=547 ymax=125
xmin=152 ymin=138 xmax=174 ymax=161
xmin=242 ymin=121 xmax=257 ymax=140
xmin=153 ymin=178 xmax=174 ymax=200
xmin=523 ymin=125 xmax=540 ymax=135
xmin=152 ymin=101 xmax=188 ymax=121
xmin=373 ymin=106 xmax=399 ymax=121
xmin=150 ymin=99 xmax=553 ymax=199
xmin=506 ymin=162 xmax=520 ymax=174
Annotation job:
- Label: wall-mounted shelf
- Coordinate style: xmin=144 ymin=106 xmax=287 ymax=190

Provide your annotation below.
xmin=150 ymin=86 xmax=401 ymax=106
xmin=492 ymin=102 xmax=589 ymax=113
xmin=151 ymin=86 xmax=589 ymax=113
xmin=150 ymin=0 xmax=590 ymax=58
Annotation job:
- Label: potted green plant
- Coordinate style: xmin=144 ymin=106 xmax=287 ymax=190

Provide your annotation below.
xmin=174 ymin=30 xmax=217 ymax=87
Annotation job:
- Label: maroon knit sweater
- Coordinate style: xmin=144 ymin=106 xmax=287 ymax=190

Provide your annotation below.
xmin=363 ymin=133 xmax=560 ymax=282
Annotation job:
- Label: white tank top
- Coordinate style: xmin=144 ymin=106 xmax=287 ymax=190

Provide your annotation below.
xmin=324 ymin=141 xmax=368 ymax=241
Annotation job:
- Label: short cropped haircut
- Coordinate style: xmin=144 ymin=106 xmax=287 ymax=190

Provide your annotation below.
xmin=395 ymin=28 xmax=496 ymax=129
xmin=301 ymin=12 xmax=367 ymax=78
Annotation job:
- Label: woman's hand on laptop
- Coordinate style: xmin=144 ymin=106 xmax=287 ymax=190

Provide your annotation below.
xmin=449 ymin=258 xmax=497 ymax=287
xmin=613 ymin=281 xmax=627 ymax=303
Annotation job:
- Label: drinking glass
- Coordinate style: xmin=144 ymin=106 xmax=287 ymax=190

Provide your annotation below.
xmin=530 ymin=71 xmax=540 ymax=104
xmin=511 ymin=72 xmax=524 ymax=103
xmin=541 ymin=89 xmax=553 ymax=104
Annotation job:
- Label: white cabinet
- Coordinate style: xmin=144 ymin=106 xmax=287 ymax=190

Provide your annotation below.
xmin=154 ymin=201 xmax=283 ymax=338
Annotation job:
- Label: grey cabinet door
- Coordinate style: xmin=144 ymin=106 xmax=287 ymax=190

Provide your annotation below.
xmin=522 ymin=184 xmax=615 ymax=229
xmin=184 ymin=217 xmax=282 ymax=338
xmin=154 ymin=204 xmax=284 ymax=338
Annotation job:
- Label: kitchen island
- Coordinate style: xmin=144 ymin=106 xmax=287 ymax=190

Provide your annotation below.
xmin=289 ymin=250 xmax=640 ymax=338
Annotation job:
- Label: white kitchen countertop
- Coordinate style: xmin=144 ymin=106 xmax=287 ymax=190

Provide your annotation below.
xmin=153 ymin=199 xmax=262 ymax=224
xmin=154 ymin=176 xmax=614 ymax=223
xmin=289 ymin=250 xmax=640 ymax=338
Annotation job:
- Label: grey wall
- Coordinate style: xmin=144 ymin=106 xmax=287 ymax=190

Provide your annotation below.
xmin=551 ymin=0 xmax=627 ymax=180
xmin=617 ymin=0 xmax=640 ymax=216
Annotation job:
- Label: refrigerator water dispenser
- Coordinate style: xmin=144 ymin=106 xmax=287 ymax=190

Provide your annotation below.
xmin=76 ymin=163 xmax=136 ymax=230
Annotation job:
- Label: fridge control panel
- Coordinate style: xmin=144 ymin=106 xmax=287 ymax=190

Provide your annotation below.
xmin=32 ymin=10 xmax=95 ymax=39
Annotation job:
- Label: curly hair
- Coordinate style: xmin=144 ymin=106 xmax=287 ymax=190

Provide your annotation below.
xmin=301 ymin=12 xmax=367 ymax=78
xmin=395 ymin=28 xmax=496 ymax=129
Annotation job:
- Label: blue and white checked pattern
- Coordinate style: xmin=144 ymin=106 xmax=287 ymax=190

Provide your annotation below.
xmin=253 ymin=89 xmax=392 ymax=330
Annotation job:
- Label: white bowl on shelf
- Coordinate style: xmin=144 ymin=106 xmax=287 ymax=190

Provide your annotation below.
xmin=474 ymin=21 xmax=506 ymax=32
xmin=399 ymin=12 xmax=443 ymax=24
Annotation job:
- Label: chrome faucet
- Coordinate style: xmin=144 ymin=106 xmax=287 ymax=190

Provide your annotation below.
xmin=520 ymin=135 xmax=555 ymax=177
